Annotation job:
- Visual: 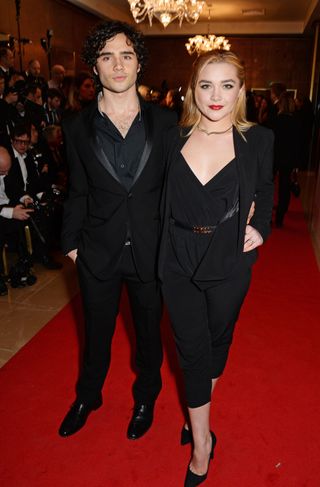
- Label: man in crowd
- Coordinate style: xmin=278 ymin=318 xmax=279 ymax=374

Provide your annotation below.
xmin=0 ymin=146 xmax=35 ymax=295
xmin=0 ymin=48 xmax=15 ymax=88
xmin=59 ymin=20 xmax=176 ymax=439
xmin=24 ymin=59 xmax=46 ymax=92
xmin=23 ymin=84 xmax=46 ymax=130
xmin=5 ymin=124 xmax=62 ymax=270
xmin=43 ymin=88 xmax=62 ymax=125
xmin=48 ymin=64 xmax=65 ymax=91
xmin=267 ymin=82 xmax=287 ymax=127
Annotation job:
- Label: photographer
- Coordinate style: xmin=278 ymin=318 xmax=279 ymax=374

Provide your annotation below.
xmin=0 ymin=146 xmax=36 ymax=295
xmin=5 ymin=124 xmax=62 ymax=270
xmin=29 ymin=124 xmax=65 ymax=245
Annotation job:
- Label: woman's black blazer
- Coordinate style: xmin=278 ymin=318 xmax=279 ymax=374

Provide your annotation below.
xmin=158 ymin=124 xmax=274 ymax=284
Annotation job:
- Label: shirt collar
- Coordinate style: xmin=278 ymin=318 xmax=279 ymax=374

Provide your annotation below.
xmin=12 ymin=146 xmax=27 ymax=160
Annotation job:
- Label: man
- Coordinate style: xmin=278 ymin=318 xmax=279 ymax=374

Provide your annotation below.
xmin=43 ymin=88 xmax=62 ymax=125
xmin=59 ymin=21 xmax=176 ymax=439
xmin=267 ymin=82 xmax=287 ymax=128
xmin=48 ymin=64 xmax=65 ymax=91
xmin=23 ymin=84 xmax=46 ymax=131
xmin=24 ymin=60 xmax=46 ymax=92
xmin=5 ymin=124 xmax=62 ymax=270
xmin=0 ymin=146 xmax=35 ymax=295
xmin=0 ymin=48 xmax=15 ymax=88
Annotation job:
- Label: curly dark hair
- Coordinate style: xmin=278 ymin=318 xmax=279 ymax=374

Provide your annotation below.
xmin=81 ymin=20 xmax=148 ymax=89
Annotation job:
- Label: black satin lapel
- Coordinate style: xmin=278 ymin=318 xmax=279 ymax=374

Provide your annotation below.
xmin=132 ymin=106 xmax=153 ymax=186
xmin=84 ymin=100 xmax=122 ymax=184
xmin=88 ymin=133 xmax=122 ymax=184
xmin=233 ymin=127 xmax=248 ymax=249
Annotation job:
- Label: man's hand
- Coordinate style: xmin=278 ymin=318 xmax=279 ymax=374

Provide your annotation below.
xmin=12 ymin=204 xmax=34 ymax=220
xmin=243 ymin=224 xmax=263 ymax=252
xmin=67 ymin=249 xmax=78 ymax=263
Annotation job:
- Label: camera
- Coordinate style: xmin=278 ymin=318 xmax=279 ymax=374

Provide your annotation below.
xmin=25 ymin=200 xmax=41 ymax=211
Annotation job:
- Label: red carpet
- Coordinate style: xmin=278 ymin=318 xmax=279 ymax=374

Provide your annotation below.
xmin=1 ymin=197 xmax=320 ymax=487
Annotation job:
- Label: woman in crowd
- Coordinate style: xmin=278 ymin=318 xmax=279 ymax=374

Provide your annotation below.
xmin=63 ymin=72 xmax=95 ymax=115
xmin=159 ymin=50 xmax=274 ymax=486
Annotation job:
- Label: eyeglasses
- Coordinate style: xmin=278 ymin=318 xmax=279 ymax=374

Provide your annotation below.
xmin=14 ymin=138 xmax=30 ymax=145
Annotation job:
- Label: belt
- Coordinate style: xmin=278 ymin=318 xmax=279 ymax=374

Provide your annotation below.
xmin=170 ymin=219 xmax=216 ymax=234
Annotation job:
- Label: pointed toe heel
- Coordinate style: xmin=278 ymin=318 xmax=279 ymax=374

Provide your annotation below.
xmin=184 ymin=431 xmax=217 ymax=486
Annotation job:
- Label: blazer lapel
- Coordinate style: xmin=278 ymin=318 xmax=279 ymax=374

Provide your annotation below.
xmin=131 ymin=103 xmax=154 ymax=186
xmin=233 ymin=127 xmax=250 ymax=249
xmin=84 ymin=101 xmax=122 ymax=185
xmin=91 ymin=133 xmax=122 ymax=184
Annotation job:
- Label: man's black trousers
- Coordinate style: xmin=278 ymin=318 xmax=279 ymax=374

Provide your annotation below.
xmin=75 ymin=245 xmax=163 ymax=405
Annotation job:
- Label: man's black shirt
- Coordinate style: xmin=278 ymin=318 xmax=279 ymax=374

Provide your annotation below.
xmin=94 ymin=105 xmax=146 ymax=192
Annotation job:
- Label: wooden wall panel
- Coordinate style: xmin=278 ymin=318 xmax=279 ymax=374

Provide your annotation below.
xmin=0 ymin=3 xmax=313 ymax=96
xmin=0 ymin=0 xmax=100 ymax=77
xmin=0 ymin=1 xmax=313 ymax=96
xmin=143 ymin=36 xmax=313 ymax=96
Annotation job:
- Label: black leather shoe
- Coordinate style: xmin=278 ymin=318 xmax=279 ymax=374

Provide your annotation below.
xmin=59 ymin=397 xmax=102 ymax=437
xmin=127 ymin=403 xmax=154 ymax=440
xmin=184 ymin=431 xmax=217 ymax=487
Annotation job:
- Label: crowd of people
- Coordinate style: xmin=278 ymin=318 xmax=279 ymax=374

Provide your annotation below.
xmin=0 ymin=48 xmax=71 ymax=296
xmin=246 ymin=84 xmax=314 ymax=227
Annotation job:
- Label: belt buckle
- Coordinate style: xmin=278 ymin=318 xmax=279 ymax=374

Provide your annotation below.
xmin=192 ymin=225 xmax=212 ymax=234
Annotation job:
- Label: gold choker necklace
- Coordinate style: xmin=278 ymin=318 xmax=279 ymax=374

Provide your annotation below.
xmin=197 ymin=125 xmax=233 ymax=135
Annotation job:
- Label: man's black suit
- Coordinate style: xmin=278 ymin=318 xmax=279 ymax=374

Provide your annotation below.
xmin=4 ymin=150 xmax=57 ymax=258
xmin=4 ymin=152 xmax=41 ymax=204
xmin=61 ymin=98 xmax=176 ymax=404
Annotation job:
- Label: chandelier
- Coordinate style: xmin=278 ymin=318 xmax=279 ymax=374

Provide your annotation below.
xmin=186 ymin=34 xmax=231 ymax=55
xmin=128 ymin=1 xmax=205 ymax=28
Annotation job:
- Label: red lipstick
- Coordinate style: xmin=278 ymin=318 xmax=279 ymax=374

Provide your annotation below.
xmin=209 ymin=105 xmax=223 ymax=110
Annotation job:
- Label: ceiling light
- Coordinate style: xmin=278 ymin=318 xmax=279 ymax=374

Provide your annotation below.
xmin=185 ymin=6 xmax=231 ymax=56
xmin=128 ymin=0 xmax=205 ymax=28
xmin=186 ymin=34 xmax=231 ymax=55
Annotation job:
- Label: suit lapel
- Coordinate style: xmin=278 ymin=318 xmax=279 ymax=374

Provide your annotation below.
xmin=91 ymin=133 xmax=122 ymax=184
xmin=84 ymin=101 xmax=122 ymax=185
xmin=131 ymin=103 xmax=154 ymax=187
xmin=84 ymin=98 xmax=154 ymax=189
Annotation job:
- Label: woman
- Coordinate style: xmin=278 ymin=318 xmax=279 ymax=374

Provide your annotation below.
xmin=159 ymin=50 xmax=274 ymax=486
xmin=63 ymin=72 xmax=95 ymax=116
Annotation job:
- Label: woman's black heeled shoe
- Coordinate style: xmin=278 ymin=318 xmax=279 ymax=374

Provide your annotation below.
xmin=184 ymin=431 xmax=217 ymax=487
xmin=181 ymin=426 xmax=192 ymax=445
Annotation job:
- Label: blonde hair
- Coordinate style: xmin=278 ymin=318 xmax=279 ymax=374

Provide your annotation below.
xmin=180 ymin=50 xmax=254 ymax=135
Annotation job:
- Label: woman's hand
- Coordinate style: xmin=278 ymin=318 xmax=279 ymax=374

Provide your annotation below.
xmin=247 ymin=201 xmax=255 ymax=224
xmin=243 ymin=225 xmax=263 ymax=252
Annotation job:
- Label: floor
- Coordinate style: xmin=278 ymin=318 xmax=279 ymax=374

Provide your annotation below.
xmin=0 ymin=252 xmax=79 ymax=368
